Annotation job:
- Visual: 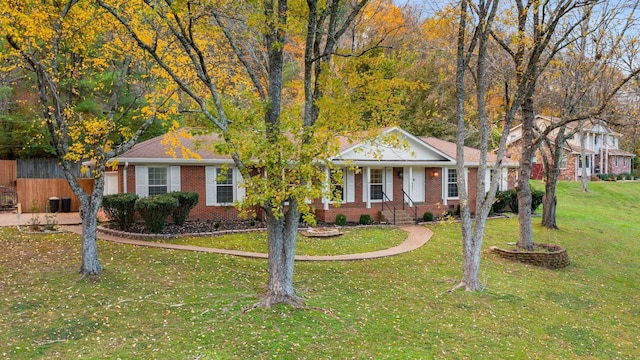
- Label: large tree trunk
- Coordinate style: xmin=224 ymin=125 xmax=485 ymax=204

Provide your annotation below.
xmin=517 ymin=97 xmax=535 ymax=250
xmin=79 ymin=197 xmax=103 ymax=276
xmin=261 ymin=199 xmax=301 ymax=307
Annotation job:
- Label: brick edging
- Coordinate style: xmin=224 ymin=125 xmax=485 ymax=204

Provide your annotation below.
xmin=490 ymin=243 xmax=570 ymax=269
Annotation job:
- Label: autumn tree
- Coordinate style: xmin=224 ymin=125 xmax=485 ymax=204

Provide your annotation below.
xmin=0 ymin=0 xmax=163 ymax=277
xmin=98 ymin=0 xmax=401 ymax=307
xmin=490 ymin=0 xmax=605 ymax=250
xmin=500 ymin=1 xmax=640 ymax=231
xmin=451 ymin=0 xmax=521 ymax=292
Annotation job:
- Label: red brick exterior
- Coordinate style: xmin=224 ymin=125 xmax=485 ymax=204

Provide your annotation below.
xmin=119 ymin=165 xmax=487 ymax=224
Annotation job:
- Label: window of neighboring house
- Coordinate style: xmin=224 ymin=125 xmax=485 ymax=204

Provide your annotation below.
xmin=532 ymin=155 xmax=537 ymax=164
xmin=559 ymin=154 xmax=567 ymax=169
xmin=578 ymin=156 xmax=589 ymax=168
xmin=216 ymin=167 xmax=234 ymax=204
xmin=148 ymin=167 xmax=168 ymax=196
xmin=447 ymin=168 xmax=458 ymax=198
xmin=625 ymin=157 xmax=628 ymax=167
xmin=330 ymin=169 xmax=345 ymax=203
xmin=615 ymin=156 xmax=618 ymax=167
xmin=370 ymin=169 xmax=383 ymax=200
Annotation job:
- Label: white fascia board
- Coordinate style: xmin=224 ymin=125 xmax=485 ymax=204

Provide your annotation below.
xmin=330 ymin=160 xmax=455 ymax=167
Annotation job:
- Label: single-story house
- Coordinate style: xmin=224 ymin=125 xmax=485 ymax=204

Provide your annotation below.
xmin=110 ymin=127 xmax=518 ymax=223
xmin=507 ymin=116 xmax=635 ymax=181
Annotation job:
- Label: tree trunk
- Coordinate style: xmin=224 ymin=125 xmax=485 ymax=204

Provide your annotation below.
xmin=517 ymin=97 xmax=535 ymax=250
xmin=260 ymin=199 xmax=302 ymax=307
xmin=541 ymin=180 xmax=558 ymax=229
xmin=79 ymin=197 xmax=103 ymax=276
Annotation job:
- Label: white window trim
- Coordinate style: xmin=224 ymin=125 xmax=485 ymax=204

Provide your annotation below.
xmin=327 ymin=168 xmax=347 ymax=205
xmin=135 ymin=165 xmax=180 ymax=197
xmin=369 ymin=168 xmax=384 ymax=203
xmin=445 ymin=167 xmax=460 ymax=200
xmin=206 ymin=166 xmax=244 ymax=206
xmin=443 ymin=167 xmax=469 ymax=202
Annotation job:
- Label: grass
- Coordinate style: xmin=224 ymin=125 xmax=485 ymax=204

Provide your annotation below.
xmin=163 ymin=226 xmax=407 ymax=256
xmin=1 ymin=180 xmax=639 ymax=359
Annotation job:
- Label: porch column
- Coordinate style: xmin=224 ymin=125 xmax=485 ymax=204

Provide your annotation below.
xmin=323 ymin=167 xmax=330 ymax=210
xmin=365 ymin=167 xmax=371 ymax=209
xmin=442 ymin=167 xmax=447 ymax=206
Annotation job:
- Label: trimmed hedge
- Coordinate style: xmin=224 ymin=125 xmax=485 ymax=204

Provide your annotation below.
xmin=359 ymin=214 xmax=372 ymax=225
xmin=168 ymin=191 xmax=199 ymax=226
xmin=134 ymin=195 xmax=179 ymax=233
xmin=335 ymin=214 xmax=347 ymax=226
xmin=422 ymin=211 xmax=434 ymax=222
xmin=102 ymin=193 xmax=138 ymax=230
xmin=492 ymin=188 xmax=544 ymax=214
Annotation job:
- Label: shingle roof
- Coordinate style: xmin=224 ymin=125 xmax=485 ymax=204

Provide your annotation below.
xmin=118 ymin=128 xmax=519 ymax=167
xmin=119 ymin=131 xmax=228 ymax=161
xmin=420 ymin=137 xmax=518 ymax=166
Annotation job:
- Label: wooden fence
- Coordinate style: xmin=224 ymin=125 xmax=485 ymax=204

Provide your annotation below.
xmin=17 ymin=158 xmax=83 ymax=179
xmin=17 ymin=178 xmax=94 ymax=213
xmin=0 ymin=160 xmax=17 ymax=187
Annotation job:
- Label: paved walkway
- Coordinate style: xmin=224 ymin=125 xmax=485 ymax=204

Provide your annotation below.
xmin=64 ymin=225 xmax=432 ymax=261
xmin=0 ymin=211 xmax=83 ymax=226
xmin=0 ymin=212 xmax=432 ymax=261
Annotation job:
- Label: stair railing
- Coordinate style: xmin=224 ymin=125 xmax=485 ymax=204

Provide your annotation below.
xmin=380 ymin=190 xmax=396 ymax=225
xmin=401 ymin=189 xmax=419 ymax=224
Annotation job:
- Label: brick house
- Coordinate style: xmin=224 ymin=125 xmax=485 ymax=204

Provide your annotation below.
xmin=112 ymin=127 xmax=518 ymax=223
xmin=507 ymin=116 xmax=635 ymax=181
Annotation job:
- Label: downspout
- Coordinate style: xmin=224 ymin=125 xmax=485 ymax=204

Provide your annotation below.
xmin=123 ymin=162 xmax=129 ymax=193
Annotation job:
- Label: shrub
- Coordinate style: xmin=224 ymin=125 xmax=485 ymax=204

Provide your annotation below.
xmin=422 ymin=211 xmax=434 ymax=222
xmin=531 ymin=188 xmax=544 ymax=213
xmin=359 ymin=214 xmax=372 ymax=225
xmin=444 ymin=209 xmax=456 ymax=218
xmin=134 ymin=195 xmax=178 ymax=233
xmin=102 ymin=193 xmax=138 ymax=230
xmin=492 ymin=187 xmax=543 ymax=214
xmin=493 ymin=189 xmax=516 ymax=213
xmin=335 ymin=214 xmax=347 ymax=226
xmin=168 ymin=191 xmax=199 ymax=226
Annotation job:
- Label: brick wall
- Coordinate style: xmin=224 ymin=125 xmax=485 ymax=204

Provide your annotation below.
xmin=119 ymin=164 xmax=487 ymax=224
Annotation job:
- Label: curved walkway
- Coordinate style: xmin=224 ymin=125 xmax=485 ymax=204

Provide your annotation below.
xmin=63 ymin=225 xmax=433 ymax=261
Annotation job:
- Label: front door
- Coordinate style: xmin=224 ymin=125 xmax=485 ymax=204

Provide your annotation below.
xmin=403 ymin=167 xmax=425 ymax=204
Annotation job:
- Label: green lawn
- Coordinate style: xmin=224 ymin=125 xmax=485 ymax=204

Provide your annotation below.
xmin=1 ymin=180 xmax=639 ymax=359
xmin=164 ymin=226 xmax=407 ymax=256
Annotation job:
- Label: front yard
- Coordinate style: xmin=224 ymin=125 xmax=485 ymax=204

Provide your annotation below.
xmin=0 ymin=180 xmax=639 ymax=358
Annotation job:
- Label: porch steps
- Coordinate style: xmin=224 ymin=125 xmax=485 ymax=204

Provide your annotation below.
xmin=380 ymin=209 xmax=416 ymax=225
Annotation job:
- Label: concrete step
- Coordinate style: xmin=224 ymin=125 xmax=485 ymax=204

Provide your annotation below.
xmin=380 ymin=210 xmax=416 ymax=225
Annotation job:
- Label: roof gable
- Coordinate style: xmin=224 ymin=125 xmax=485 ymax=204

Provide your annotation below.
xmin=332 ymin=127 xmax=454 ymax=164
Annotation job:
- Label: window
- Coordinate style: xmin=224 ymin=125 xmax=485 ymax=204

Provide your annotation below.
xmin=447 ymin=169 xmax=458 ymax=198
xmin=136 ymin=166 xmax=180 ymax=197
xmin=330 ymin=169 xmax=345 ymax=202
xmin=370 ymin=169 xmax=383 ymax=200
xmin=615 ymin=156 xmax=618 ymax=167
xmin=216 ymin=168 xmax=234 ymax=204
xmin=148 ymin=167 xmax=168 ymax=196
xmin=578 ymin=156 xmax=590 ymax=169
xmin=206 ymin=166 xmax=244 ymax=206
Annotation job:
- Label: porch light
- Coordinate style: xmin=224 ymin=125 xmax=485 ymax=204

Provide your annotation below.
xmin=398 ymin=170 xmax=403 ymax=179
xmin=433 ymin=170 xmax=439 ymax=177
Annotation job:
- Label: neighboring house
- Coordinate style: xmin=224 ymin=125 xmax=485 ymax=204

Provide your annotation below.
xmin=507 ymin=115 xmax=635 ymax=181
xmin=113 ymin=127 xmax=518 ymax=224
